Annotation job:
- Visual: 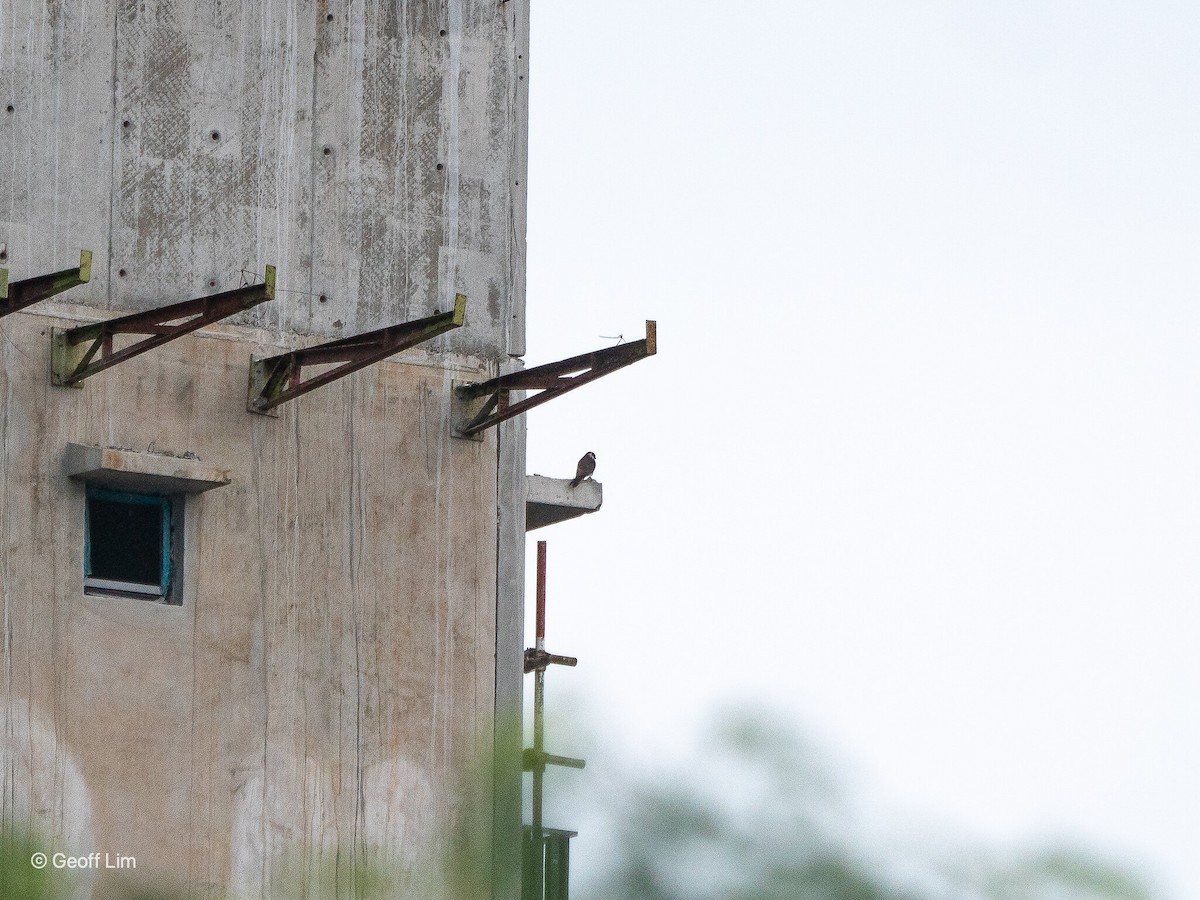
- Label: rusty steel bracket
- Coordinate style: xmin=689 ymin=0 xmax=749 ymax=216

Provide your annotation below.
xmin=452 ymin=320 xmax=657 ymax=439
xmin=51 ymin=267 xmax=275 ymax=388
xmin=1 ymin=250 xmax=92 ymax=318
xmin=247 ymin=294 xmax=467 ymax=415
xmin=523 ymin=648 xmax=578 ymax=674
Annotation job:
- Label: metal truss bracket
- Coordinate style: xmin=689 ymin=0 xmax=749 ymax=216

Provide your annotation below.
xmin=452 ymin=320 xmax=657 ymax=439
xmin=247 ymin=294 xmax=467 ymax=415
xmin=51 ymin=267 xmax=275 ymax=387
xmin=1 ymin=250 xmax=92 ymax=318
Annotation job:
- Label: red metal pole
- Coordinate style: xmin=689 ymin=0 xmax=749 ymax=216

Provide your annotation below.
xmin=536 ymin=540 xmax=547 ymax=650
xmin=532 ymin=539 xmax=548 ymax=895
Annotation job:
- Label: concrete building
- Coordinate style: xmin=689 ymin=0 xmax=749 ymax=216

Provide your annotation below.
xmin=0 ymin=2 xmax=572 ymax=897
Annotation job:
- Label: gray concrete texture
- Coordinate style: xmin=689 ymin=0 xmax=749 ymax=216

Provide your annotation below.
xmin=1 ymin=0 xmax=527 ymax=357
xmin=1 ymin=306 xmax=500 ymax=897
xmin=1 ymin=0 xmax=531 ymax=896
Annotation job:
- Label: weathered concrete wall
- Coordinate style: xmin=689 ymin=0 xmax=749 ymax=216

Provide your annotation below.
xmin=0 ymin=305 xmax=499 ymax=896
xmin=1 ymin=0 xmax=528 ymax=895
xmin=0 ymin=0 xmax=526 ymax=357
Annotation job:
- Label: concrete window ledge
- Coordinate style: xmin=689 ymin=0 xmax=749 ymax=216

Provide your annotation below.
xmin=63 ymin=443 xmax=232 ymax=494
xmin=525 ymin=475 xmax=602 ymax=531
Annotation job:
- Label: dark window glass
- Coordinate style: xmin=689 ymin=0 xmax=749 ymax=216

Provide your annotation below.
xmin=85 ymin=490 xmax=168 ymax=592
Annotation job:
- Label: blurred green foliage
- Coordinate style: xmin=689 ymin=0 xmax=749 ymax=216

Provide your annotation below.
xmin=0 ymin=707 xmax=1159 ymax=900
xmin=570 ymin=708 xmax=1157 ymax=900
xmin=0 ymin=829 xmax=70 ymax=900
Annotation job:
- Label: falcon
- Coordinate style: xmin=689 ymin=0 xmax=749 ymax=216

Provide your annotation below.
xmin=569 ymin=451 xmax=596 ymax=488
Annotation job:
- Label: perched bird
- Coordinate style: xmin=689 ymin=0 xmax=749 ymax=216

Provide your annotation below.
xmin=569 ymin=451 xmax=596 ymax=488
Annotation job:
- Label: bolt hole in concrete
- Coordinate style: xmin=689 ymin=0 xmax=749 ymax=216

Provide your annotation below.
xmin=209 ymin=280 xmax=216 ymax=288
xmin=323 ymin=147 xmax=331 ymax=156
xmin=118 ymin=269 xmax=127 ymax=277
xmin=5 ymin=104 xmax=13 ymax=113
xmin=319 ymin=295 xmax=328 ymax=304
xmin=122 ymin=120 xmax=130 ymax=128
xmin=436 ymin=163 xmax=444 ymax=170
xmin=440 ymin=29 xmax=446 ymax=36
xmin=327 ymin=13 xmax=334 ymax=21
xmin=210 ymin=130 xmax=220 ymax=141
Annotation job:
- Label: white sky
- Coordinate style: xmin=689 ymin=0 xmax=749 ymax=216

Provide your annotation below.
xmin=521 ymin=3 xmax=1200 ymax=897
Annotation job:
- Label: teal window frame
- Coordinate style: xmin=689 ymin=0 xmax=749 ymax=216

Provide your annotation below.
xmin=83 ymin=487 xmax=174 ymax=600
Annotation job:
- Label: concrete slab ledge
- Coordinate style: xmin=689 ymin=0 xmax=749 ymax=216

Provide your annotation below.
xmin=64 ymin=443 xmax=232 ymax=494
xmin=525 ymin=475 xmax=602 ymax=531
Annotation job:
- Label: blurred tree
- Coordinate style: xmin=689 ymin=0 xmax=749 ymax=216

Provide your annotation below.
xmin=572 ymin=708 xmax=1155 ymax=900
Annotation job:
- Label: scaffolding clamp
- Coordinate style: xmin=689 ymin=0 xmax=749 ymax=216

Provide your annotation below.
xmin=523 ymin=649 xmax=577 ymax=674
xmin=522 ymin=750 xmax=586 ymax=773
xmin=452 ymin=320 xmax=656 ymax=439
xmin=51 ymin=267 xmax=275 ymax=387
xmin=1 ymin=250 xmax=92 ymax=318
xmin=247 ymin=294 xmax=467 ymax=414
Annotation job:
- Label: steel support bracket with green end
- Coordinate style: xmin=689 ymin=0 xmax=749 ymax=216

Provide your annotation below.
xmin=247 ymin=294 xmax=467 ymax=415
xmin=452 ymin=320 xmax=657 ymax=439
xmin=1 ymin=250 xmax=92 ymax=318
xmin=51 ymin=266 xmax=275 ymax=387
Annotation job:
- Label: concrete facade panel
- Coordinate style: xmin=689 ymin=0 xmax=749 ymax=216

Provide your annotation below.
xmin=0 ymin=308 xmax=499 ymax=895
xmin=2 ymin=0 xmax=527 ymax=358
xmin=2 ymin=0 xmax=530 ymax=894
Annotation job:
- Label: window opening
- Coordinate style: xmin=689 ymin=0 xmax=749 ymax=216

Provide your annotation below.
xmin=84 ymin=487 xmax=177 ymax=602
